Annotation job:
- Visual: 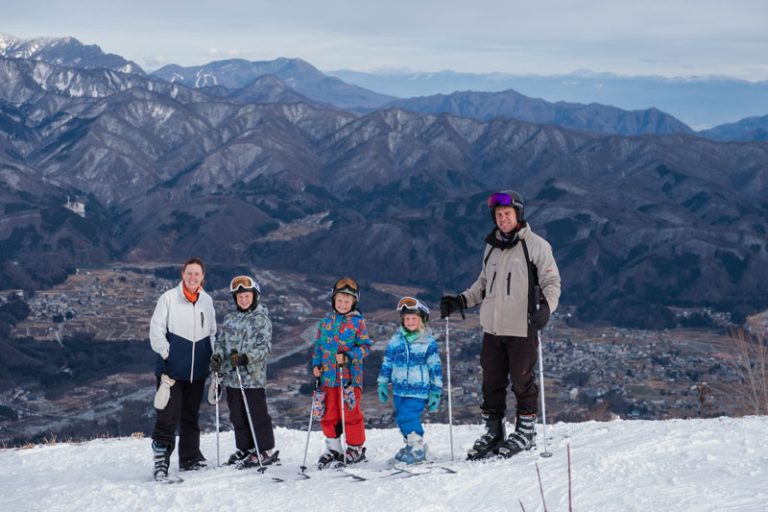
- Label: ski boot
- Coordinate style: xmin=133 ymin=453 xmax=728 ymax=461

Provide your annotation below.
xmin=399 ymin=433 xmax=427 ymax=465
xmin=237 ymin=449 xmax=280 ymax=470
xmin=152 ymin=441 xmax=171 ymax=481
xmin=317 ymin=437 xmax=344 ymax=469
xmin=498 ymin=413 xmax=536 ymax=458
xmin=467 ymin=413 xmax=505 ymax=460
xmin=179 ymin=454 xmax=207 ymax=472
xmin=344 ymin=444 xmax=366 ymax=464
xmin=226 ymin=449 xmax=251 ymax=466
xmin=394 ymin=442 xmax=410 ymax=462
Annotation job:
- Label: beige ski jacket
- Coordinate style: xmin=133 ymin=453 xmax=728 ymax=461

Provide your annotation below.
xmin=461 ymin=224 xmax=561 ymax=338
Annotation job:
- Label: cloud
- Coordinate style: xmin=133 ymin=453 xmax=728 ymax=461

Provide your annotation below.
xmin=3 ymin=0 xmax=768 ymax=79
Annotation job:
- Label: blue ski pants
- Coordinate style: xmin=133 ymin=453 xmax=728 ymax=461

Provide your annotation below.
xmin=393 ymin=395 xmax=427 ymax=438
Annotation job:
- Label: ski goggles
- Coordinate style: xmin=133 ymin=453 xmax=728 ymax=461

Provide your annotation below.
xmin=396 ymin=296 xmax=430 ymax=317
xmin=333 ymin=277 xmax=360 ymax=299
xmin=487 ymin=191 xmax=523 ymax=210
xmin=229 ymin=275 xmax=261 ymax=294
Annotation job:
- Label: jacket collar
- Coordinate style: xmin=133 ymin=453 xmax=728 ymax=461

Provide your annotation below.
xmin=484 ymin=222 xmax=529 ymax=250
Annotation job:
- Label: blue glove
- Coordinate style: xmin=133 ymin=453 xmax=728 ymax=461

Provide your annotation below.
xmin=377 ymin=383 xmax=389 ymax=403
xmin=428 ymin=390 xmax=441 ymax=412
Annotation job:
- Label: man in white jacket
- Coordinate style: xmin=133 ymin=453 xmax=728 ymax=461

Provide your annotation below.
xmin=149 ymin=258 xmax=217 ymax=480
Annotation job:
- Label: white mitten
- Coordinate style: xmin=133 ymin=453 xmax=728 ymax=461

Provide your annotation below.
xmin=207 ymin=374 xmax=221 ymax=405
xmin=154 ymin=374 xmax=176 ymax=410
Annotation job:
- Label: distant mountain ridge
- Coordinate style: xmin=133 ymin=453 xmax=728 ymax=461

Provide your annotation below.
xmin=151 ymin=58 xmax=394 ymax=111
xmin=0 ymin=33 xmax=144 ymax=74
xmin=701 ymin=114 xmax=768 ymax=141
xmin=384 ymin=89 xmax=694 ymax=136
xmin=329 ymin=68 xmax=768 ymax=130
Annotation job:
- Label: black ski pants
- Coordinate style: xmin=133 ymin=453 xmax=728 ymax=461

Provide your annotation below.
xmin=226 ymin=387 xmax=275 ymax=453
xmin=480 ymin=333 xmax=539 ymax=417
xmin=151 ymin=376 xmax=206 ymax=466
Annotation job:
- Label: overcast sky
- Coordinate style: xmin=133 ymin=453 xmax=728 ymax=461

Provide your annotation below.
xmin=4 ymin=0 xmax=768 ymax=80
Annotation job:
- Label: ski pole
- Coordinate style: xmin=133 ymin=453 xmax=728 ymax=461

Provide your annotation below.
xmin=234 ymin=362 xmax=266 ymax=472
xmin=537 ymin=330 xmax=552 ymax=458
xmin=445 ymin=317 xmax=454 ymax=461
xmin=214 ymin=372 xmax=221 ymax=467
xmin=338 ymin=360 xmax=348 ymax=465
xmin=299 ymin=377 xmax=321 ymax=477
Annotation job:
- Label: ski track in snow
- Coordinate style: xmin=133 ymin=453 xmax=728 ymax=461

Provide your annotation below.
xmin=2 ymin=417 xmax=768 ymax=512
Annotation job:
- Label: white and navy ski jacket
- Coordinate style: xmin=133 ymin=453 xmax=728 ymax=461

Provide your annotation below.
xmin=149 ymin=282 xmax=217 ymax=382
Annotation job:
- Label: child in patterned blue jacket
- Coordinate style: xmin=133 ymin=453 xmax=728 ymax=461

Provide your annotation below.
xmin=377 ymin=297 xmax=443 ymax=464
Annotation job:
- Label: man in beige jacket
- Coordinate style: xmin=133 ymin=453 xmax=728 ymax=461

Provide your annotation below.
xmin=440 ymin=190 xmax=561 ymax=459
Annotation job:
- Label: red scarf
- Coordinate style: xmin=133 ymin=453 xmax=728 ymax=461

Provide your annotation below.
xmin=183 ymin=283 xmax=200 ymax=304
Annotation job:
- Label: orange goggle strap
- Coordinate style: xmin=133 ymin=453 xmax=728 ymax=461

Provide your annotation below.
xmin=397 ymin=296 xmax=430 ymax=317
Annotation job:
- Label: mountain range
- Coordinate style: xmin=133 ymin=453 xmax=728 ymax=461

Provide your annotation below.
xmin=0 ymin=33 xmax=143 ymax=74
xmin=1 ymin=35 xmax=767 ymax=326
xmin=149 ymin=57 xmax=768 ymax=141
xmin=329 ymin=68 xmax=768 ymax=130
xmin=700 ymin=114 xmax=768 ymax=142
xmin=151 ymin=58 xmax=393 ymax=111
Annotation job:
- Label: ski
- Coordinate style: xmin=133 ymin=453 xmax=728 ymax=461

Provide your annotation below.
xmin=337 ymin=466 xmax=368 ymax=481
xmin=391 ymin=460 xmax=460 ymax=476
xmin=153 ymin=475 xmax=184 ymax=484
xmin=336 ymin=465 xmax=407 ymax=481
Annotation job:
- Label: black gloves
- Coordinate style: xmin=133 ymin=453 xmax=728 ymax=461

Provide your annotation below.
xmin=440 ymin=295 xmax=466 ymax=319
xmin=210 ymin=354 xmax=223 ymax=373
xmin=530 ymin=298 xmax=551 ymax=330
xmin=230 ymin=352 xmax=249 ymax=367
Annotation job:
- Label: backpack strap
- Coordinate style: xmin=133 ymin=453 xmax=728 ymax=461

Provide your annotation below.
xmin=521 ymin=239 xmax=540 ymax=316
xmin=479 ymin=245 xmax=495 ymax=300
xmin=483 ymin=245 xmax=495 ymax=267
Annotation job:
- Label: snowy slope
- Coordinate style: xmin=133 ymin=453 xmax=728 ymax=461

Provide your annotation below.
xmin=1 ymin=417 xmax=767 ymax=512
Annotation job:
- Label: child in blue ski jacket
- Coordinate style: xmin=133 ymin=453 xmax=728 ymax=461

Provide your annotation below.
xmin=377 ymin=296 xmax=443 ymax=464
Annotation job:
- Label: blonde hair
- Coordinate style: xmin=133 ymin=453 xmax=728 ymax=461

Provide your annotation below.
xmin=401 ymin=313 xmax=425 ymax=332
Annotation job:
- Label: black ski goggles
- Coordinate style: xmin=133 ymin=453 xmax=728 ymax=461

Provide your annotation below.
xmin=487 ymin=192 xmax=523 ymax=210
xmin=230 ymin=275 xmax=260 ymax=294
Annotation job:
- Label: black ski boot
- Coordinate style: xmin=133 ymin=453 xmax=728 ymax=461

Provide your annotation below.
xmin=179 ymin=455 xmax=207 ymax=472
xmin=343 ymin=445 xmax=366 ymax=464
xmin=317 ymin=437 xmax=344 ymax=469
xmin=237 ymin=449 xmax=280 ymax=470
xmin=498 ymin=413 xmax=536 ymax=458
xmin=226 ymin=449 xmax=250 ymax=466
xmin=152 ymin=441 xmax=171 ymax=481
xmin=467 ymin=414 xmax=505 ymax=460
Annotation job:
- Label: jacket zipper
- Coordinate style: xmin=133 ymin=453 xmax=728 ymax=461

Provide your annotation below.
xmin=190 ymin=302 xmax=197 ymax=383
xmin=507 ymin=273 xmax=511 ymax=295
xmin=489 ymin=271 xmax=497 ymax=294
xmin=405 ymin=335 xmax=411 ymax=383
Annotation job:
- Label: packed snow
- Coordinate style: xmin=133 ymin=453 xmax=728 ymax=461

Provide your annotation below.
xmin=1 ymin=416 xmax=766 ymax=511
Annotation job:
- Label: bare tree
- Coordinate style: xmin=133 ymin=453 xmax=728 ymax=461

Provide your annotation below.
xmin=728 ymin=327 xmax=768 ymax=415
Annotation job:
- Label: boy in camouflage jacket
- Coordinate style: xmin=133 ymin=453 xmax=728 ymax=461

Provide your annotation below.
xmin=210 ymin=275 xmax=278 ymax=469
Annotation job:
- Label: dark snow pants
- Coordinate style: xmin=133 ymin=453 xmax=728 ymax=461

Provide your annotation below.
xmin=151 ymin=377 xmax=206 ymax=466
xmin=480 ymin=333 xmax=539 ymax=417
xmin=226 ymin=387 xmax=275 ymax=452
